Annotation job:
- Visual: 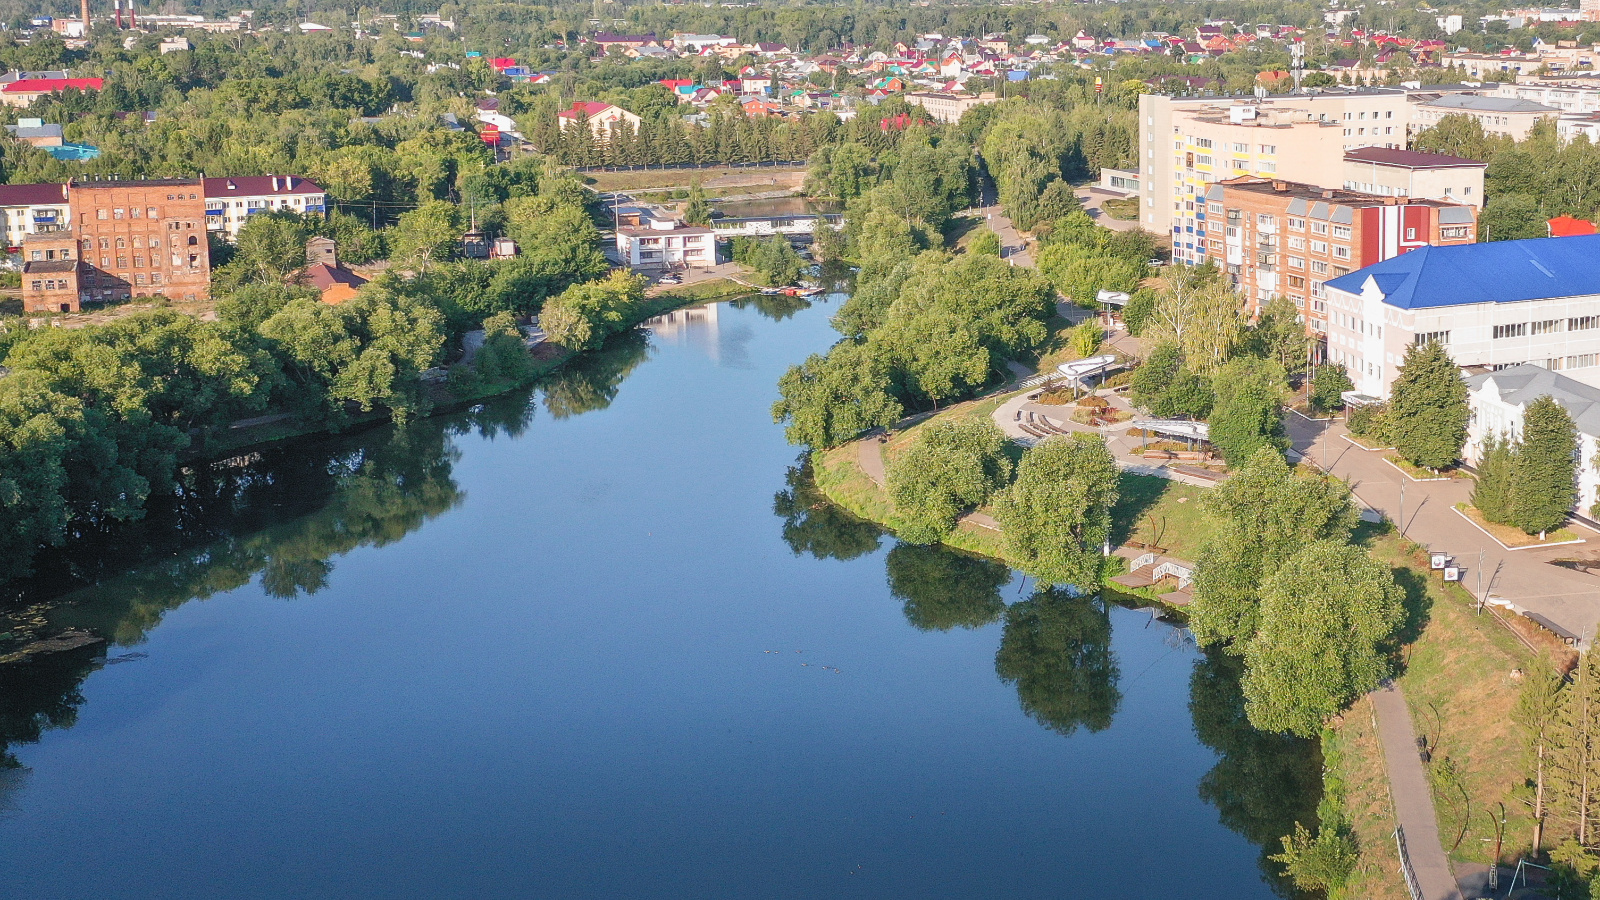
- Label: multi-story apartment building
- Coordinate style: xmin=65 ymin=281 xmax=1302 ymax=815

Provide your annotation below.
xmin=1139 ymin=93 xmax=1415 ymax=264
xmin=0 ymin=182 xmax=71 ymax=251
xmin=1209 ymin=176 xmax=1478 ymax=339
xmin=904 ymin=91 xmax=999 ymax=123
xmin=1411 ymin=94 xmax=1558 ymax=139
xmin=1493 ymin=80 xmax=1600 ymax=114
xmin=614 ymin=217 xmax=718 ymax=268
xmin=202 ymin=175 xmax=327 ymax=238
xmin=69 ymin=177 xmax=211 ymax=303
xmin=20 ymin=232 xmax=81 ymax=312
xmin=1341 ymin=147 xmax=1487 ymax=209
xmin=1324 ymin=234 xmax=1600 ymax=397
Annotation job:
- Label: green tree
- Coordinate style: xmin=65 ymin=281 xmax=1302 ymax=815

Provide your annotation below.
xmin=539 ymin=271 xmax=648 ymax=352
xmin=1548 ymin=651 xmax=1600 ymax=848
xmin=390 ymin=200 xmax=465 ymax=270
xmin=1472 ymin=433 xmax=1517 ymax=525
xmin=1272 ymin=823 xmax=1358 ymax=898
xmin=772 ymin=341 xmax=904 ymax=448
xmin=232 ymin=210 xmax=312 ymax=283
xmin=1208 ymin=358 xmax=1288 ymax=468
xmin=886 ymin=543 xmax=1009 ymax=631
xmin=1515 ymin=665 xmax=1567 ymax=854
xmin=1250 ymin=295 xmax=1308 ymax=374
xmin=995 ymin=589 xmax=1121 ymax=736
xmin=885 ymin=418 xmax=1013 ymax=544
xmin=1069 ymin=320 xmax=1102 ymax=359
xmin=474 ymin=311 xmax=535 ymax=383
xmin=1389 ymin=340 xmax=1468 ymax=471
xmin=1310 ymin=364 xmax=1354 ymax=412
xmin=994 ymin=433 xmax=1119 ymax=588
xmin=968 ymin=228 xmax=1000 ymax=257
xmin=1144 ymin=264 xmax=1242 ymax=375
xmin=1512 ymin=396 xmax=1579 ymax=535
xmin=1122 ymin=287 xmax=1158 ymax=336
xmin=1242 ymin=539 xmax=1404 ymax=736
xmin=1189 ymin=449 xmax=1355 ymax=650
xmin=1130 ymin=342 xmax=1182 ymax=410
xmin=682 ymin=180 xmax=712 ymax=226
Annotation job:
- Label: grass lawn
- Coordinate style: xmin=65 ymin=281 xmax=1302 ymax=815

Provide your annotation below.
xmin=586 ymin=165 xmax=806 ymax=194
xmin=1384 ymin=455 xmax=1469 ymax=482
xmin=1455 ymin=504 xmax=1585 ymax=549
xmin=1109 ymin=475 xmax=1208 ymax=558
xmin=1354 ymin=532 xmax=1566 ymax=872
xmin=1100 ymin=197 xmax=1140 ymax=220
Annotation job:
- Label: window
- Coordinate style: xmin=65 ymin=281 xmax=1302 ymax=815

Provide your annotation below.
xmin=1288 ymin=275 xmax=1306 ymax=288
xmin=98 ymin=238 xmax=109 ymax=249
xmin=1532 ymin=319 xmax=1564 ymax=335
xmin=1311 ymin=260 xmax=1329 ymax=275
xmin=133 ymin=255 xmax=144 ymax=268
xmin=29 ymin=280 xmax=40 ymax=290
xmin=1288 ymin=237 xmax=1306 ymax=250
xmin=1493 ymin=323 xmax=1528 ymax=339
xmin=1359 ymin=111 xmax=1367 ymax=120
xmin=1464 ymin=187 xmax=1473 ymax=196
xmin=97 ymin=208 xmax=107 ymax=220
xmin=1259 ymin=144 xmax=1276 ymax=154
xmin=1569 ymin=354 xmax=1598 ymax=369
xmin=1288 ymin=218 xmax=1305 ymax=231
xmin=116 ymin=256 xmax=127 ymax=268
xmin=115 ymin=237 xmax=125 ymax=249
xmin=147 ymin=207 xmax=158 ymax=218
xmin=113 ymin=208 xmax=124 ymax=220
xmin=1231 ymin=142 xmax=1248 ymax=152
xmin=28 ymin=250 xmax=40 ymax=260
xmin=1311 ymin=222 xmax=1329 ymax=235
xmin=135 ymin=274 xmax=146 ymax=286
xmin=1232 ymin=159 xmax=1249 ymax=170
xmin=131 ymin=236 xmax=142 ymax=248
xmin=1193 ymin=138 xmax=1213 ymax=149
xmin=1332 ymin=225 xmax=1351 ymax=239
xmin=1333 ymin=246 xmax=1350 ymax=260
xmin=130 ymin=207 xmax=142 ymax=219
xmin=1288 ymin=256 xmax=1305 ymax=269
xmin=1444 ymin=187 xmax=1453 ymax=196
xmin=1196 ymin=155 xmax=1213 ymax=166
xmin=1311 ymin=281 xmax=1327 ymax=298
xmin=1386 ymin=110 xmax=1393 ymax=119
xmin=1257 ymin=161 xmax=1276 ymax=174
xmin=1414 ymin=331 xmax=1451 ymax=345
xmin=1209 ymin=203 xmax=1223 ymax=214
xmin=1570 ymin=316 xmax=1600 ymax=331
xmin=151 ymin=273 xmax=161 ymax=285
xmin=149 ymin=238 xmax=159 ymax=248
xmin=1311 ymin=240 xmax=1329 ymax=254
xmin=1257 ymin=214 xmax=1276 ymax=227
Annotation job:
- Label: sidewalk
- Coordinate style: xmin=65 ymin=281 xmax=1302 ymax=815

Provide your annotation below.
xmin=990 ymin=389 xmax=1223 ymax=490
xmin=1289 ymin=415 xmax=1600 ymax=643
xmin=1372 ymin=683 xmax=1464 ymax=900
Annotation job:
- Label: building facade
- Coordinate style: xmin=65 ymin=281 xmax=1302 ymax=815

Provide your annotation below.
xmin=1139 ymin=93 xmax=1416 ymax=264
xmin=1465 ymin=363 xmax=1600 ymax=517
xmin=615 ymin=218 xmax=717 ymax=268
xmin=202 ymin=175 xmax=327 ymax=238
xmin=1341 ymin=147 xmax=1488 ymax=209
xmin=20 ymin=233 xmax=81 ymax=312
xmin=0 ymin=182 xmax=71 ymax=251
xmin=904 ymin=91 xmax=999 ymax=123
xmin=69 ymin=177 xmax=211 ymax=302
xmin=556 ymin=102 xmax=643 ymax=140
xmin=1323 ymin=235 xmax=1600 ymax=397
xmin=1210 ymin=176 xmax=1477 ymax=335
xmin=1411 ymin=94 xmax=1558 ymax=139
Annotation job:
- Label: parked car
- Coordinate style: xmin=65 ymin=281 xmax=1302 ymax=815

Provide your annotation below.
xmin=657 ymin=275 xmax=682 ymax=285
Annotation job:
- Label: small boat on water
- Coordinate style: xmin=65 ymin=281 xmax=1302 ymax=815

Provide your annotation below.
xmin=759 ymin=287 xmax=783 ymax=295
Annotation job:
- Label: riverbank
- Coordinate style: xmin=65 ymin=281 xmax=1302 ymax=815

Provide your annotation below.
xmin=199 ymin=286 xmax=739 ymax=461
xmin=810 ymin=392 xmax=1561 ymax=899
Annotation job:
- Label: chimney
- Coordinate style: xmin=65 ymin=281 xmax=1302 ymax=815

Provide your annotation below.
xmin=80 ymin=0 xmax=90 ymax=33
xmin=113 ymin=0 xmax=121 ymax=28
xmin=271 ymin=176 xmax=279 ymax=191
xmin=1272 ymin=180 xmax=1288 ymax=191
xmin=127 ymin=0 xmax=134 ymax=29
xmin=1321 ymin=189 xmax=1334 ymax=199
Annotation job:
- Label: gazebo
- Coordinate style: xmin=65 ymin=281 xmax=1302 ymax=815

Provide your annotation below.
xmin=1054 ymin=354 xmax=1122 ymax=396
xmin=1130 ymin=418 xmax=1211 ymax=453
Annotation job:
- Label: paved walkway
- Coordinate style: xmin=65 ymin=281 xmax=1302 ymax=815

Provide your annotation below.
xmin=857 ymin=434 xmax=886 ymax=486
xmin=1074 ymin=185 xmax=1144 ymax=234
xmin=1290 ymin=414 xmax=1600 ymax=643
xmin=1372 ymin=682 xmax=1464 ymax=900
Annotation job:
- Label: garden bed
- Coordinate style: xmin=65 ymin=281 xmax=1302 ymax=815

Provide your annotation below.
xmin=1453 ymin=504 xmax=1586 ymax=550
xmin=1383 ymin=455 xmax=1468 ymax=482
xmin=1342 ymin=433 xmax=1394 ymax=451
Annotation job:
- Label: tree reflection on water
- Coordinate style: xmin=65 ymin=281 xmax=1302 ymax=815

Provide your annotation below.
xmin=771 ymin=458 xmax=883 ymax=561
xmin=995 ymin=588 xmax=1123 ymax=737
xmin=885 ymin=543 xmax=1009 ymax=631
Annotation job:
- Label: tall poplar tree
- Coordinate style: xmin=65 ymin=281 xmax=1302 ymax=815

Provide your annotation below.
xmin=1515 ymin=665 xmax=1567 ymax=853
xmin=1388 ymin=340 xmax=1468 ymax=471
xmin=1512 ymin=396 xmax=1579 ymax=536
xmin=1549 ymin=652 xmax=1600 ymax=849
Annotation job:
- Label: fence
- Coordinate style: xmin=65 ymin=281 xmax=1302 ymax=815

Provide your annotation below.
xmin=1394 ymin=826 xmax=1424 ymax=900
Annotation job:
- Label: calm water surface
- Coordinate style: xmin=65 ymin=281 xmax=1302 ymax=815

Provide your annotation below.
xmin=0 ymin=297 xmax=1317 ymax=898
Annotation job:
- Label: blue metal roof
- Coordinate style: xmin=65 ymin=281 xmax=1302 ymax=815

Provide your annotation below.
xmin=1324 ymin=235 xmax=1600 ymax=309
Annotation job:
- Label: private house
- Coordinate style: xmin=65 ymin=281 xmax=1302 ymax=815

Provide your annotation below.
xmin=556 ymin=102 xmax=643 ymax=140
xmin=1465 ymin=363 xmax=1600 ymax=518
xmin=615 ymin=217 xmax=718 ymax=269
xmin=5 ymin=118 xmax=63 ymax=147
xmin=1323 ymin=235 xmax=1600 ymax=398
xmin=202 ymin=176 xmax=328 ymax=238
xmin=591 ymin=33 xmax=658 ymax=54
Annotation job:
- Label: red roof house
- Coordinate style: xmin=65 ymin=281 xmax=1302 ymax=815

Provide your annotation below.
xmin=1549 ymin=215 xmax=1598 ymax=237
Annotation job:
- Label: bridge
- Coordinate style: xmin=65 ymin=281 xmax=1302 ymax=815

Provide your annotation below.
xmin=709 ymin=213 xmax=843 ymax=238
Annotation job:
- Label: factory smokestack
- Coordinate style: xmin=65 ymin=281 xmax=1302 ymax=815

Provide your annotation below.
xmin=127 ymin=0 xmax=135 ymax=29
xmin=113 ymin=0 xmax=122 ymax=28
xmin=80 ymin=0 xmax=90 ymax=36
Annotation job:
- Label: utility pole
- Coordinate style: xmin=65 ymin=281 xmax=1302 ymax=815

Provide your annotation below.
xmin=1398 ymin=480 xmax=1406 ymax=537
xmin=1476 ymin=547 xmax=1487 ymax=614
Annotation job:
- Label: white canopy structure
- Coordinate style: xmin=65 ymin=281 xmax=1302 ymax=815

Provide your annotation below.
xmin=1131 ymin=419 xmax=1210 ymax=444
xmin=1056 ymin=354 xmax=1119 ymax=383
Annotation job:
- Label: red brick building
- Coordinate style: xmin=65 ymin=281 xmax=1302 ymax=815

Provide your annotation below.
xmin=68 ymin=177 xmax=211 ymax=304
xmin=1207 ymin=176 xmax=1478 ymax=340
xmin=20 ymin=233 xmax=81 ymax=312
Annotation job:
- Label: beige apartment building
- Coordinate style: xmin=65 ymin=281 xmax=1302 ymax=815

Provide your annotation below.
xmin=1140 ymin=92 xmax=1413 ymax=264
xmin=904 ymin=91 xmax=998 ymax=124
xmin=1341 ymin=147 xmax=1487 ymax=209
xmin=1412 ymin=94 xmax=1557 ymax=139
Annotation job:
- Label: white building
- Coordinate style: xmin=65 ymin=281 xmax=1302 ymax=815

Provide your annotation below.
xmin=0 ymin=182 xmax=71 ymax=252
xmin=1324 ymin=234 xmax=1600 ymax=398
xmin=615 ymin=218 xmax=718 ymax=268
xmin=202 ymin=176 xmax=327 ymax=238
xmin=1465 ymin=363 xmax=1600 ymax=518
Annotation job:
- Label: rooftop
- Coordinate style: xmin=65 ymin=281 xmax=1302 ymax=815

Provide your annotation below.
xmin=23 ymin=259 xmax=77 ymax=274
xmin=1468 ymin=363 xmax=1600 ymax=436
xmin=201 ymin=175 xmax=323 ymax=197
xmin=1343 ymin=146 xmax=1487 ymax=169
xmin=1416 ymin=94 xmax=1558 ymax=113
xmin=1325 ymin=234 xmax=1600 ymax=309
xmin=0 ymin=182 xmax=68 ymax=205
xmin=1212 ymin=176 xmax=1474 ymax=212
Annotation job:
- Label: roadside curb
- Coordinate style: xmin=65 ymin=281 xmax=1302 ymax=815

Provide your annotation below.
xmin=1451 ymin=505 xmax=1586 ymax=552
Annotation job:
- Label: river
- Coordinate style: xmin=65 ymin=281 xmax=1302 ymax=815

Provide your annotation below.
xmin=0 ymin=296 xmax=1318 ymax=898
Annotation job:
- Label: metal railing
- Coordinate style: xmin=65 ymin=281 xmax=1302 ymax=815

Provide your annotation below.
xmin=1394 ymin=826 xmax=1424 ymax=900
